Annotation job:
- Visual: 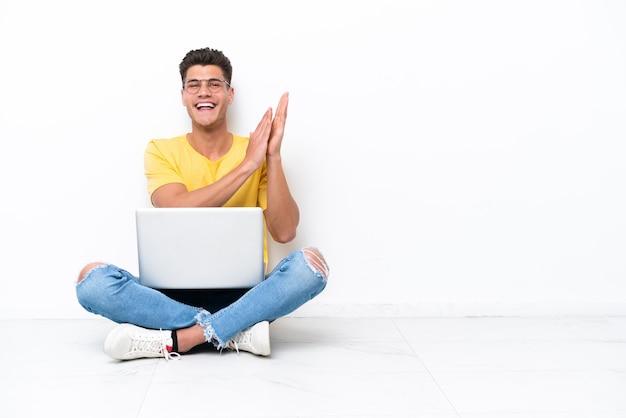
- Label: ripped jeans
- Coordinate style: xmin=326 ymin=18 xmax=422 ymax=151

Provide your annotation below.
xmin=76 ymin=248 xmax=328 ymax=348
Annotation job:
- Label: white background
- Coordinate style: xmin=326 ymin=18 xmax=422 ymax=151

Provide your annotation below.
xmin=0 ymin=0 xmax=624 ymax=319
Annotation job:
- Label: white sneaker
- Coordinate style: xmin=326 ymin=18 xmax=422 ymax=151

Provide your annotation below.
xmin=104 ymin=323 xmax=180 ymax=361
xmin=226 ymin=321 xmax=271 ymax=356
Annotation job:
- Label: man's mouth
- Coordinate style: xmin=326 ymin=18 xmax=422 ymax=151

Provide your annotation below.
xmin=196 ymin=102 xmax=216 ymax=110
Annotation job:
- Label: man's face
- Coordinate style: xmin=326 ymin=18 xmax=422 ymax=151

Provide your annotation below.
xmin=181 ymin=64 xmax=233 ymax=129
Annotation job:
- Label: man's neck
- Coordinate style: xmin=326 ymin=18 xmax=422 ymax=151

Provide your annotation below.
xmin=187 ymin=127 xmax=233 ymax=161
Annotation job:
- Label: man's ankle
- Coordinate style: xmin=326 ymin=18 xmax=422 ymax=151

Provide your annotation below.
xmin=176 ymin=324 xmax=207 ymax=352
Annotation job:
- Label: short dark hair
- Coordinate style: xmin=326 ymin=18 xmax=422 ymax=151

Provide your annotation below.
xmin=179 ymin=47 xmax=233 ymax=85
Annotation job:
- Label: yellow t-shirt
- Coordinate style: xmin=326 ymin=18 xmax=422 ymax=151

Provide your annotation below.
xmin=144 ymin=133 xmax=269 ymax=264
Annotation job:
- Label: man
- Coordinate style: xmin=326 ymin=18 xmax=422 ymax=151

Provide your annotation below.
xmin=75 ymin=47 xmax=329 ymax=360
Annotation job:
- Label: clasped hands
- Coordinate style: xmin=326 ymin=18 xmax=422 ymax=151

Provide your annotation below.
xmin=246 ymin=92 xmax=289 ymax=168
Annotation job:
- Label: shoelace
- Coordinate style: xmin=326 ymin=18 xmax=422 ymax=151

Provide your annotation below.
xmin=162 ymin=346 xmax=181 ymax=362
xmin=129 ymin=332 xmax=181 ymax=362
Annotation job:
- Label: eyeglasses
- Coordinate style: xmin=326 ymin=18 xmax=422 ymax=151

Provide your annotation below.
xmin=183 ymin=78 xmax=230 ymax=94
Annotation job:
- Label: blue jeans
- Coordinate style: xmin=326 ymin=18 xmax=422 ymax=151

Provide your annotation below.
xmin=76 ymin=248 xmax=328 ymax=348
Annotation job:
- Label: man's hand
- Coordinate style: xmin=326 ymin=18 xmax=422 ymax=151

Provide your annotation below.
xmin=245 ymin=106 xmax=273 ymax=170
xmin=267 ymin=92 xmax=289 ymax=158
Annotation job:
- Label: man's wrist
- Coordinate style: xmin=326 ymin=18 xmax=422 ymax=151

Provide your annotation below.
xmin=266 ymin=154 xmax=283 ymax=164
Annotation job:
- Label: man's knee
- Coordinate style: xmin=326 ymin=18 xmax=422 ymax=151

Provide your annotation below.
xmin=77 ymin=262 xmax=106 ymax=284
xmin=302 ymin=247 xmax=329 ymax=279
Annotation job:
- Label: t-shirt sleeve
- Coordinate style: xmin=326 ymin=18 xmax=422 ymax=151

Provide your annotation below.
xmin=144 ymin=140 xmax=185 ymax=198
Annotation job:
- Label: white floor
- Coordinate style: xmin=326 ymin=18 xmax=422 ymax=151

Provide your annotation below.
xmin=2 ymin=316 xmax=625 ymax=417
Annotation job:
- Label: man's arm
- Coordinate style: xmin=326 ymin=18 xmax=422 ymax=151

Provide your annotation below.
xmin=263 ymin=93 xmax=300 ymax=243
xmin=264 ymin=154 xmax=300 ymax=243
xmin=150 ymin=163 xmax=257 ymax=208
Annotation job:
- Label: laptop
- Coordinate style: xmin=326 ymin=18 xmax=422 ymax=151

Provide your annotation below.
xmin=135 ymin=207 xmax=265 ymax=289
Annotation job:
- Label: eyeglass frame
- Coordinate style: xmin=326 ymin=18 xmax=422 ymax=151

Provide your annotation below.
xmin=182 ymin=78 xmax=231 ymax=94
